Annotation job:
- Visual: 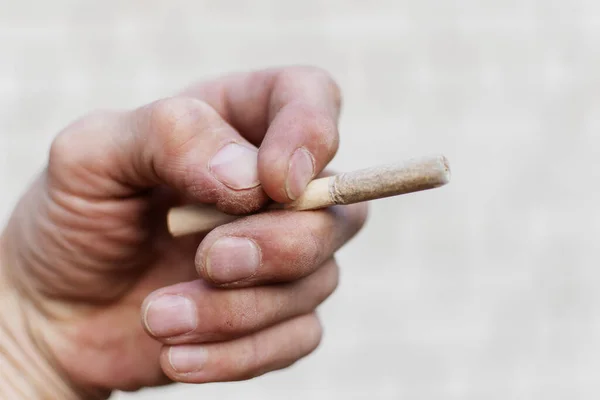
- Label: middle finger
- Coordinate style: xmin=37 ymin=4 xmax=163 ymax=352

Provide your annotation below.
xmin=195 ymin=202 xmax=367 ymax=286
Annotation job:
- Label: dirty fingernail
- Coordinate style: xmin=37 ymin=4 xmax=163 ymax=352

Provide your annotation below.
xmin=210 ymin=143 xmax=260 ymax=190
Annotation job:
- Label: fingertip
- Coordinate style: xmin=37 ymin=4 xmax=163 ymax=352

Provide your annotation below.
xmin=161 ymin=345 xmax=210 ymax=382
xmin=305 ymin=313 xmax=324 ymax=353
xmin=257 ymin=146 xmax=288 ymax=202
xmin=209 ymin=142 xmax=261 ymax=191
xmin=286 ymin=147 xmax=316 ymax=200
xmin=258 ymin=102 xmax=339 ymax=203
xmin=160 ymin=347 xmax=185 ymax=383
xmin=142 ymin=293 xmax=198 ymax=339
xmin=196 ymin=235 xmax=262 ymax=285
xmin=260 ymin=145 xmax=317 ymax=202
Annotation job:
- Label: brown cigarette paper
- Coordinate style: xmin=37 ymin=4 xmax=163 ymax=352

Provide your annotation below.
xmin=284 ymin=155 xmax=450 ymax=210
xmin=167 ymin=155 xmax=450 ymax=237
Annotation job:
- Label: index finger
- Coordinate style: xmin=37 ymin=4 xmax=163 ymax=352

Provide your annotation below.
xmin=180 ymin=66 xmax=342 ymax=202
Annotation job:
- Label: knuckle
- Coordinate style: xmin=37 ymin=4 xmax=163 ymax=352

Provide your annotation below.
xmin=292 ymin=102 xmax=339 ymax=152
xmin=49 ymin=130 xmax=76 ymax=166
xmin=285 ymin=65 xmax=338 ymax=85
xmin=306 ymin=66 xmax=342 ymax=107
xmin=147 ymin=97 xmax=217 ymax=149
xmin=278 ymin=65 xmax=342 ymax=110
xmin=310 ymin=110 xmax=338 ymax=155
xmin=49 ymin=110 xmax=117 ymax=168
xmin=149 ymin=96 xmax=214 ymax=125
xmin=295 ymin=66 xmax=342 ymax=108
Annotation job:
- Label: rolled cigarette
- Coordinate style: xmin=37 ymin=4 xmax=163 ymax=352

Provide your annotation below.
xmin=168 ymin=155 xmax=450 ymax=237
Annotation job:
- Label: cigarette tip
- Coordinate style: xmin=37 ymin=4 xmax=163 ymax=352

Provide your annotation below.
xmin=437 ymin=155 xmax=451 ymax=185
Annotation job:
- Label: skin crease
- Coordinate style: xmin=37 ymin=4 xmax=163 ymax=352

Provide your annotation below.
xmin=0 ymin=66 xmax=368 ymax=398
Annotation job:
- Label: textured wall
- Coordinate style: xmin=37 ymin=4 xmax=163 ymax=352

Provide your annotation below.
xmin=2 ymin=1 xmax=600 ymax=399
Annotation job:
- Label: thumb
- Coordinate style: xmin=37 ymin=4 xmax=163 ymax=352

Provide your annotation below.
xmin=48 ymin=97 xmax=268 ymax=214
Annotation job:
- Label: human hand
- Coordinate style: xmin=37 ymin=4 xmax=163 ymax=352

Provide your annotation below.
xmin=0 ymin=67 xmax=367 ymax=399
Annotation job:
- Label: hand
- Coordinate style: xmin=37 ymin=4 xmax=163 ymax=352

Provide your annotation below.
xmin=0 ymin=66 xmax=367 ymax=398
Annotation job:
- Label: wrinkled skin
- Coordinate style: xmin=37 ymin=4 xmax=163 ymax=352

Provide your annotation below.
xmin=0 ymin=66 xmax=367 ymax=397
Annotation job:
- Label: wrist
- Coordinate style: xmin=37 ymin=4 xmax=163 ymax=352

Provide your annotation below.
xmin=0 ymin=234 xmax=108 ymax=400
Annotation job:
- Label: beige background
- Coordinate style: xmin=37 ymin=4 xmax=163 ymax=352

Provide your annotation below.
xmin=2 ymin=0 xmax=600 ymax=399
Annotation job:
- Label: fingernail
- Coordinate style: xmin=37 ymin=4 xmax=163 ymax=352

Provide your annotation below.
xmin=205 ymin=237 xmax=261 ymax=283
xmin=209 ymin=143 xmax=260 ymax=190
xmin=169 ymin=345 xmax=208 ymax=373
xmin=144 ymin=295 xmax=197 ymax=338
xmin=286 ymin=148 xmax=315 ymax=200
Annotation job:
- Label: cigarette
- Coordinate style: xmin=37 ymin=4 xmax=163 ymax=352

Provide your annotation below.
xmin=168 ymin=155 xmax=450 ymax=237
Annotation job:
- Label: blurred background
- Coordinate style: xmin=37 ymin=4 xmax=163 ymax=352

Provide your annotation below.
xmin=2 ymin=0 xmax=600 ymax=398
